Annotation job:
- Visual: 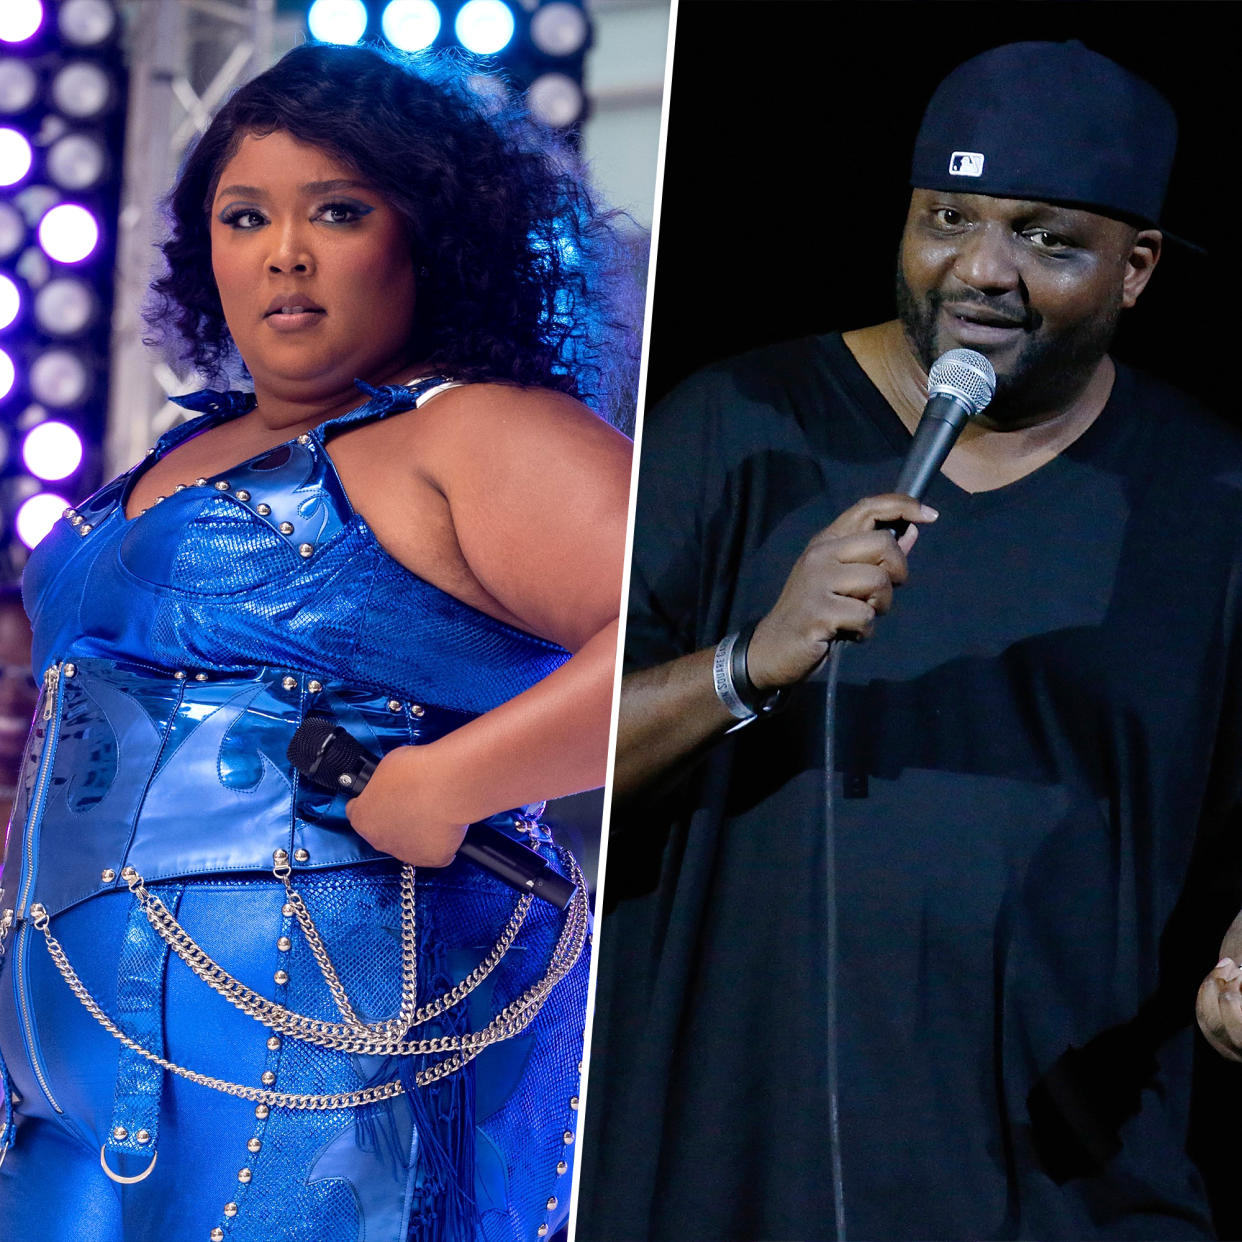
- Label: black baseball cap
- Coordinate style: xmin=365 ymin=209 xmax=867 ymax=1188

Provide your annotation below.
xmin=911 ymin=41 xmax=1177 ymax=231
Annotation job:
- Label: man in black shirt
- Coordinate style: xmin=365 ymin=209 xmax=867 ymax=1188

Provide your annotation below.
xmin=581 ymin=40 xmax=1242 ymax=1242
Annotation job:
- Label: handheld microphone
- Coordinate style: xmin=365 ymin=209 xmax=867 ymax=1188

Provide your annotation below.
xmin=880 ymin=348 xmax=996 ymax=539
xmin=895 ymin=347 xmax=997 ymax=500
xmin=287 ymin=717 xmax=578 ymax=909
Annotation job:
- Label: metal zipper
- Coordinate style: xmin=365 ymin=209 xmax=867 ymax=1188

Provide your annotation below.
xmin=13 ymin=921 xmax=63 ymax=1113
xmin=17 ymin=662 xmax=64 ymax=918
xmin=8 ymin=662 xmax=68 ymax=1115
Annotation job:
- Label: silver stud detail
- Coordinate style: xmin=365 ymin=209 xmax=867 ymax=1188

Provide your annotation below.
xmin=121 ymin=867 xmax=137 ymax=881
xmin=136 ymin=1129 xmax=151 ymax=1145
xmin=211 ymin=1229 xmax=225 ymax=1241
xmin=278 ymin=521 xmax=294 ymax=535
xmin=255 ymin=1104 xmax=270 ymax=1119
xmin=410 ymin=704 xmax=425 ymax=717
xmin=112 ymin=1126 xmax=128 ymax=1141
xmin=538 ymin=1227 xmax=548 ymax=1238
xmin=297 ymin=433 xmax=311 ymax=445
xmin=261 ymin=1071 xmax=276 ymax=1085
xmin=247 ymin=1137 xmax=261 ymax=1153
xmin=63 ymin=663 xmax=76 ymax=677
xmin=194 ymin=673 xmax=208 ymax=682
xmin=387 ymin=699 xmax=402 ymax=712
xmin=266 ymin=1036 xmax=280 ymax=1051
xmin=194 ymin=477 xmax=207 ymax=487
xmin=307 ymin=680 xmax=322 ymax=693
xmin=570 ymin=1096 xmax=579 ymax=1110
xmin=223 ymin=1203 xmax=238 ymax=1217
xmin=298 ymin=544 xmax=314 ymax=558
xmin=274 ymin=969 xmax=289 ymax=985
xmin=154 ymin=495 xmax=165 ymax=504
xmin=71 ymin=514 xmax=83 ymax=526
xmin=273 ymin=849 xmax=289 ymax=864
xmin=293 ymin=848 xmax=309 ymax=863
xmin=281 ymin=676 xmax=297 ymax=691
xmin=281 ymin=903 xmax=294 ymax=918
xmin=236 ymin=489 xmax=250 ymax=502
xmin=556 ymin=1160 xmax=567 ymax=1175
xmin=145 ymin=447 xmax=155 ymax=456
xmin=215 ymin=480 xmax=230 ymax=491
xmin=547 ymin=1196 xmax=558 ymax=1210
xmin=63 ymin=507 xmax=76 ymax=519
xmin=277 ymin=936 xmax=291 ymax=951
xmin=174 ymin=483 xmax=187 ymax=492
xmin=101 ymin=868 xmax=116 ymax=883
xmin=79 ymin=524 xmax=92 ymax=536
xmin=174 ymin=670 xmax=187 ymax=680
xmin=238 ymin=1168 xmax=252 ymax=1184
xmin=563 ymin=1130 xmax=574 ymax=1145
xmin=257 ymin=503 xmax=271 ymax=516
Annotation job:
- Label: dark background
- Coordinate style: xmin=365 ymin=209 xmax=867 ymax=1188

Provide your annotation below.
xmin=638 ymin=2 xmax=1242 ymax=1234
xmin=645 ymin=1 xmax=1239 ymax=423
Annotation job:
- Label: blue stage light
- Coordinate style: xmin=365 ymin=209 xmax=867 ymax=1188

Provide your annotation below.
xmin=0 ymin=0 xmax=44 ymax=46
xmin=382 ymin=0 xmax=441 ymax=52
xmin=0 ymin=273 xmax=19 ymax=331
xmin=455 ymin=0 xmax=515 ymax=56
xmin=307 ymin=0 xmax=368 ymax=45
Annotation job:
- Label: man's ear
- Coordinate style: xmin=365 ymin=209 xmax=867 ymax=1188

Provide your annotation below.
xmin=1121 ymin=229 xmax=1162 ymax=309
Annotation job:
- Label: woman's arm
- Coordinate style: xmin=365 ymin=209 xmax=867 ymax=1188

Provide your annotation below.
xmin=341 ymin=383 xmax=632 ymax=866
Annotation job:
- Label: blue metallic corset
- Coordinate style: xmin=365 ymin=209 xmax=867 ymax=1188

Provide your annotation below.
xmin=22 ymin=377 xmax=569 ymax=715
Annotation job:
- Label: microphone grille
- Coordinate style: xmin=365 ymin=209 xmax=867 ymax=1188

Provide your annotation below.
xmin=928 ymin=348 xmax=997 ymax=417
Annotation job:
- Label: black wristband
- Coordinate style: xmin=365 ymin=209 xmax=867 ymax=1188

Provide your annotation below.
xmin=730 ymin=621 xmax=786 ymax=717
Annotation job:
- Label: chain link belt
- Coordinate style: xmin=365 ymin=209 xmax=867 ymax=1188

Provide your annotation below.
xmin=28 ymin=845 xmax=588 ymax=1111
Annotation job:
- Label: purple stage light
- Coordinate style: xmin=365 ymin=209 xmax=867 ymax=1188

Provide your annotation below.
xmin=16 ymin=491 xmax=71 ymax=550
xmin=37 ymin=202 xmax=98 ymax=263
xmin=0 ymin=1 xmax=45 ymax=46
xmin=23 ymin=419 xmax=84 ymax=480
xmin=0 ymin=126 xmax=33 ymax=187
xmin=0 ymin=272 xmax=19 ymax=330
xmin=0 ymin=346 xmax=14 ymax=399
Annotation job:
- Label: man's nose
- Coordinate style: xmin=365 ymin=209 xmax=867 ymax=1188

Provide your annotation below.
xmin=952 ymin=223 xmax=1020 ymax=294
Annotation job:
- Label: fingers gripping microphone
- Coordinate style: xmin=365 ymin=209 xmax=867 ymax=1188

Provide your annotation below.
xmin=287 ymin=717 xmax=578 ymax=909
xmin=895 ymin=348 xmax=997 ymax=500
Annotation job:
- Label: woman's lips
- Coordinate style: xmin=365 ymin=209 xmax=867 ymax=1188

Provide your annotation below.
xmin=264 ymin=308 xmax=326 ymax=332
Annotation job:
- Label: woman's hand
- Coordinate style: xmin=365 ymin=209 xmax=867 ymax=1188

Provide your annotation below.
xmin=343 ymin=743 xmax=469 ymax=867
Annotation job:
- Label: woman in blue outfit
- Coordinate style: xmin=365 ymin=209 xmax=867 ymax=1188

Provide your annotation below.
xmin=0 ymin=42 xmax=635 ymax=1242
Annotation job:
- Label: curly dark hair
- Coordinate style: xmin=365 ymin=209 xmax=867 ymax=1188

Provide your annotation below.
xmin=144 ymin=42 xmax=644 ymax=425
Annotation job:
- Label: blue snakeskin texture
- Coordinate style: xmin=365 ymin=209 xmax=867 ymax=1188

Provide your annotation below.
xmin=0 ymin=380 xmax=589 ymax=1242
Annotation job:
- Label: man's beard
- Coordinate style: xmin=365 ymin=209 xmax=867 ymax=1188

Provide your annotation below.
xmin=894 ymin=266 xmax=1121 ymax=426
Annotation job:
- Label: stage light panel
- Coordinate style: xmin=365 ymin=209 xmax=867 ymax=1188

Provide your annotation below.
xmin=16 ymin=491 xmax=70 ymax=548
xmin=0 ymin=202 xmax=23 ymax=258
xmin=34 ymin=275 xmax=94 ymax=335
xmin=58 ymin=0 xmax=117 ymax=48
xmin=455 ymin=0 xmax=515 ymax=56
xmin=37 ymin=202 xmax=98 ymax=263
xmin=0 ymin=58 xmax=40 ymax=115
xmin=527 ymin=72 xmax=582 ymax=128
xmin=0 ymin=273 xmax=19 ymax=330
xmin=307 ymin=0 xmax=369 ymax=44
xmin=47 ymin=132 xmax=106 ymax=190
xmin=0 ymin=1 xmax=44 ymax=46
xmin=22 ymin=418 xmax=83 ymax=479
xmin=381 ymin=0 xmax=440 ymax=52
xmin=51 ymin=60 xmax=112 ymax=119
xmin=0 ymin=127 xmax=33 ymax=187
xmin=29 ymin=347 xmax=89 ymax=407
xmin=530 ymin=2 xmax=588 ymax=56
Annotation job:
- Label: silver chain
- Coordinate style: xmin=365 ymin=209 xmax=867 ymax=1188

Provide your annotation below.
xmin=29 ymin=847 xmax=587 ymax=1106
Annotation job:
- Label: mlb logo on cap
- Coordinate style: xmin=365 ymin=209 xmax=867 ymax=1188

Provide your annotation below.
xmin=949 ymin=151 xmax=985 ymax=177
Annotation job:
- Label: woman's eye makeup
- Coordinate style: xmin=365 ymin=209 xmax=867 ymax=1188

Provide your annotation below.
xmin=218 ymin=206 xmax=267 ymax=229
xmin=216 ymin=200 xmax=374 ymax=228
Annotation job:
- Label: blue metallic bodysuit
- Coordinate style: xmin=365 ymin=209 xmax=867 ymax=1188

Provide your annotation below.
xmin=0 ymin=378 xmax=590 ymax=1242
